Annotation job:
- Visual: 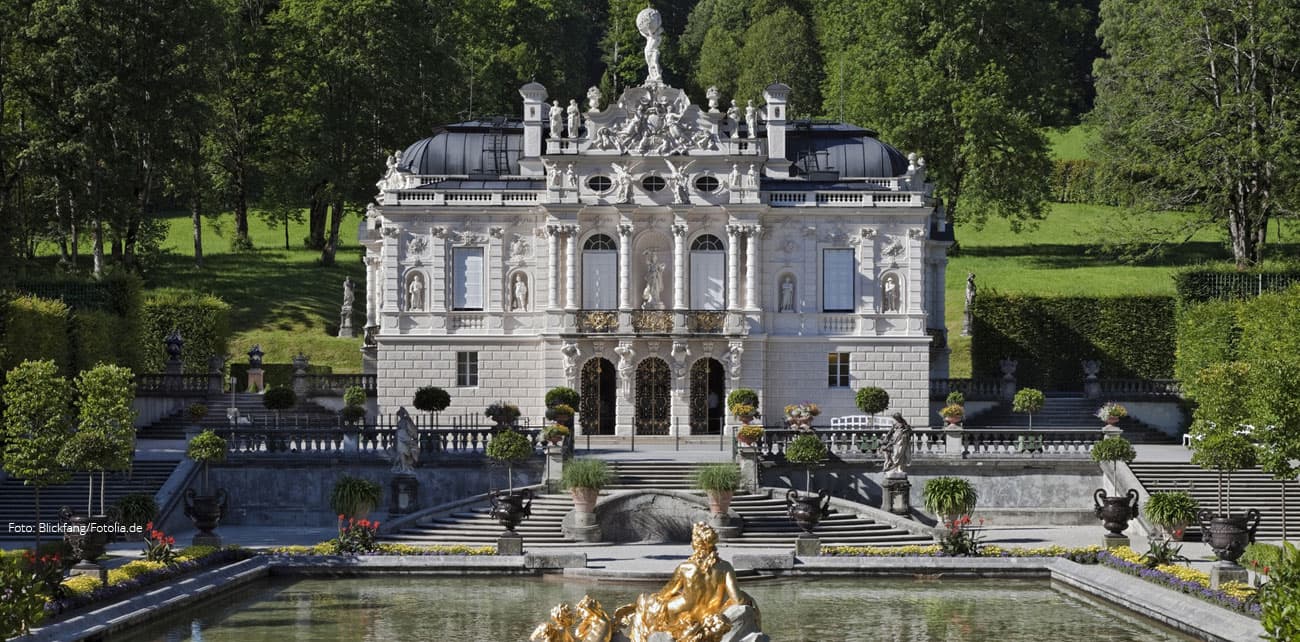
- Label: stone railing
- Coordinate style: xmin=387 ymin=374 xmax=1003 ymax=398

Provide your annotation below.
xmin=756 ymin=426 xmax=1098 ymax=460
xmin=765 ymin=191 xmax=926 ymax=208
xmin=302 ymin=374 xmax=377 ymax=397
xmin=135 ymin=373 xmax=220 ymax=397
xmin=819 ymin=314 xmax=856 ymax=335
xmin=393 ymin=189 xmax=544 ymax=206
xmin=1096 ymin=378 xmax=1182 ymax=400
xmin=217 ymin=426 xmax=543 ymax=459
xmin=631 ymin=310 xmax=674 ymax=333
xmin=576 ymin=310 xmax=619 ymax=333
xmin=684 ymin=310 xmax=726 ymax=334
xmin=929 ymin=378 xmax=1002 ymax=401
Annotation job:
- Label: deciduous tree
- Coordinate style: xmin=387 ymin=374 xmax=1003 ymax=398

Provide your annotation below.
xmin=2 ymin=360 xmax=74 ymax=548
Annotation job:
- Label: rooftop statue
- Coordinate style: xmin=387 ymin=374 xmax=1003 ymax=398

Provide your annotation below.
xmin=636 ymin=8 xmax=664 ymax=86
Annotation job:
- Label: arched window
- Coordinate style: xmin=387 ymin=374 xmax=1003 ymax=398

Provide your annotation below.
xmin=582 ymin=234 xmax=618 ymax=309
xmin=690 ymin=234 xmax=725 ymax=310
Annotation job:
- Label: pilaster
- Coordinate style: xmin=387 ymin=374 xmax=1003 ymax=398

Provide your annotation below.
xmin=726 ymin=224 xmax=741 ymax=311
xmin=618 ymin=222 xmax=633 ymax=310
xmin=672 ymin=221 xmax=688 ymax=310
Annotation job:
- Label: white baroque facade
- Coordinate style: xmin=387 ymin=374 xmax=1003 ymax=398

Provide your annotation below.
xmin=362 ymin=17 xmax=952 ymax=435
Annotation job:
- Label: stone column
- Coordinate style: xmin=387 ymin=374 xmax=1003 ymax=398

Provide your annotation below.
xmin=744 ymin=225 xmax=760 ymax=311
xmin=364 ymin=256 xmax=380 ymax=327
xmin=726 ymin=224 xmax=741 ymax=311
xmin=487 ymin=227 xmax=504 ymax=312
xmin=565 ymin=225 xmax=578 ymax=310
xmin=618 ymin=223 xmax=633 ymax=310
xmin=672 ymin=222 xmax=687 ymax=310
xmin=547 ymin=225 xmax=560 ymax=309
xmin=856 ymin=228 xmax=876 ymax=314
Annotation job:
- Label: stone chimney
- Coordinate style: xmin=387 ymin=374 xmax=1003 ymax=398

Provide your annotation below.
xmin=763 ymin=82 xmax=791 ymax=178
xmin=519 ymin=82 xmax=548 ymax=160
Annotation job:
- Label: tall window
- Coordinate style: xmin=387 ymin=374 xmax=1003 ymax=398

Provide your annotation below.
xmin=452 ymin=247 xmax=484 ymax=310
xmin=828 ymin=352 xmax=850 ymax=388
xmin=690 ymin=234 xmax=725 ymax=310
xmin=582 ymin=234 xmax=617 ymax=309
xmin=822 ymin=249 xmax=854 ymax=312
xmin=457 ymin=352 xmax=479 ymax=387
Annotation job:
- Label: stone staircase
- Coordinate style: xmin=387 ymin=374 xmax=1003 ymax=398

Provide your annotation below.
xmin=0 ymin=460 xmax=181 ymax=541
xmin=965 ymin=394 xmax=1173 ymax=443
xmin=138 ymin=393 xmax=342 ymax=440
xmin=383 ymin=461 xmax=931 ymax=549
xmin=1129 ymin=462 xmax=1300 ymax=541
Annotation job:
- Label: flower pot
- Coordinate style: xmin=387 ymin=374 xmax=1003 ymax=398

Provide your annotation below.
xmin=944 ymin=415 xmax=962 ymax=425
xmin=489 ymin=489 xmax=533 ymax=534
xmin=708 ymin=490 xmax=734 ymax=515
xmin=786 ymin=488 xmax=831 ymax=534
xmin=1105 ymin=416 xmax=1120 ymax=426
xmin=737 ymin=435 xmax=757 ymax=446
xmin=1197 ymin=509 xmax=1261 ymax=565
xmin=183 ymin=488 xmax=229 ymax=541
xmin=59 ymin=508 xmax=112 ymax=564
xmin=738 ymin=414 xmax=755 ymax=426
xmin=1092 ymin=488 xmax=1140 ymax=535
xmin=570 ymin=487 xmax=599 ymax=513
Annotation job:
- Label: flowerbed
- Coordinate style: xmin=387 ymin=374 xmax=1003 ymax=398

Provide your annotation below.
xmin=821 ymin=544 xmax=1102 ymax=563
xmin=268 ymin=543 xmax=496 ymax=556
xmin=1099 ymin=547 xmax=1260 ymax=616
xmin=48 ymin=545 xmax=254 ymax=617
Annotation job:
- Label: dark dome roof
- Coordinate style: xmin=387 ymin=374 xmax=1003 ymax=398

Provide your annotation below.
xmin=398 ymin=120 xmax=524 ymax=176
xmin=785 ymin=122 xmax=909 ymax=178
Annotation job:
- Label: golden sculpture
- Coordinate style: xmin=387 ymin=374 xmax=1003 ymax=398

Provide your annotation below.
xmin=532 ymin=522 xmax=759 ymax=642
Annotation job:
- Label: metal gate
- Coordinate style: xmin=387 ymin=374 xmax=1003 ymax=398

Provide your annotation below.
xmin=689 ymin=358 xmax=725 ymax=434
xmin=579 ymin=358 xmax=616 ymax=435
xmin=634 ymin=357 xmax=671 ymax=435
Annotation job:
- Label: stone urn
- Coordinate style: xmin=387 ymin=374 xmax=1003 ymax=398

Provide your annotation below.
xmin=183 ymin=488 xmax=229 ymax=545
xmin=1198 ymin=509 xmax=1261 ymax=565
xmin=59 ymin=507 xmax=113 ymax=565
xmin=1092 ymin=488 xmax=1140 ymax=535
xmin=786 ymin=489 xmax=831 ymax=534
xmin=490 ymin=489 xmax=533 ymax=534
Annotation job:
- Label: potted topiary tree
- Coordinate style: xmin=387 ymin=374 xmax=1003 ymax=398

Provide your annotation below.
xmin=695 ymin=463 xmax=742 ymax=515
xmin=486 ymin=428 xmax=535 ymax=533
xmin=56 ymin=431 xmax=123 ymax=565
xmin=922 ymin=476 xmax=978 ymax=525
xmin=1144 ymin=491 xmax=1199 ymax=542
xmin=1191 ymin=429 xmax=1261 ymax=566
xmin=1096 ymin=401 xmax=1128 ymax=426
xmin=542 ymin=423 xmax=571 ymax=445
xmin=329 ymin=475 xmax=383 ymax=521
xmin=1090 ymin=436 xmax=1140 ymax=540
xmin=855 ymin=386 xmax=890 ymax=424
xmin=545 ymin=386 xmax=579 ymax=423
xmin=413 ymin=386 xmax=452 ymax=423
xmin=341 ymin=385 xmax=368 ymax=426
xmin=114 ymin=493 xmax=159 ymax=531
xmin=262 ymin=386 xmax=297 ymax=428
xmin=485 ymin=402 xmax=522 ymax=428
xmin=184 ymin=429 xmax=229 ymax=545
xmin=562 ymin=458 xmax=611 ymax=513
xmin=1012 ymin=388 xmax=1045 ymax=429
xmin=187 ymin=402 xmax=208 ymax=433
xmin=2 ymin=360 xmax=74 ymax=550
xmin=784 ymin=433 xmax=830 ymax=534
xmin=727 ymin=388 xmax=760 ymax=425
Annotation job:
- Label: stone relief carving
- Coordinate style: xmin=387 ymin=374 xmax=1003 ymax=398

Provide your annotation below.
xmin=615 ymin=343 xmax=636 ymax=399
xmin=610 ymin=162 xmax=634 ymax=203
xmin=510 ymin=235 xmax=531 ymax=264
xmin=883 ymin=237 xmax=906 ymax=261
xmin=406 ymin=235 xmax=428 ymax=258
xmin=588 ymin=86 xmax=718 ymax=156
xmin=562 ymin=342 xmax=580 ymax=382
xmin=452 ymin=230 xmax=486 ymax=246
xmin=726 ymin=341 xmax=744 ymax=381
xmin=664 ymin=158 xmax=693 ymax=204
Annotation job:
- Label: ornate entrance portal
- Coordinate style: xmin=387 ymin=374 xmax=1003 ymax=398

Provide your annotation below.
xmin=634 ymin=357 xmax=671 ymax=435
xmin=689 ymin=358 xmax=725 ymax=434
xmin=579 ymin=358 xmax=616 ymax=435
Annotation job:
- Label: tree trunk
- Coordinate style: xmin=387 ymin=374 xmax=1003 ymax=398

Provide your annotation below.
xmin=92 ymin=216 xmax=105 ymax=278
xmin=284 ymin=215 xmax=290 ymax=250
xmin=234 ymin=187 xmax=251 ymax=249
xmin=321 ymin=197 xmax=344 ymax=266
xmin=191 ymin=194 xmax=204 ymax=268
xmin=86 ymin=474 xmax=93 ymax=515
xmin=307 ymin=182 xmax=328 ymax=249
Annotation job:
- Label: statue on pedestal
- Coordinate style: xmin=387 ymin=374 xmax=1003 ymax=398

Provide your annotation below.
xmin=550 ymin=100 xmax=564 ymax=139
xmin=636 ymin=8 xmax=664 ymax=86
xmin=390 ymin=407 xmax=419 ymax=475
xmin=880 ymin=413 xmax=913 ymax=479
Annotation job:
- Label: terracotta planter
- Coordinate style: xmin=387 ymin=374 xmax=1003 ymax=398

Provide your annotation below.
xmin=1105 ymin=416 xmax=1120 ymax=426
xmin=1198 ymin=509 xmax=1261 ymax=565
xmin=944 ymin=415 xmax=962 ymax=425
xmin=570 ymin=487 xmax=599 ymax=513
xmin=738 ymin=414 xmax=755 ymax=425
xmin=786 ymin=489 xmax=831 ymax=534
xmin=737 ymin=435 xmax=757 ymax=446
xmin=707 ymin=490 xmax=734 ymax=515
xmin=1092 ymin=488 xmax=1140 ymax=535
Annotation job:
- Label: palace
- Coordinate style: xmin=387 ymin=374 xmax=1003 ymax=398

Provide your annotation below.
xmin=360 ymin=14 xmax=952 ymax=435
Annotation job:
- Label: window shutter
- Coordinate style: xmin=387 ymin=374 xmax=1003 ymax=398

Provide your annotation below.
xmin=690 ymin=251 xmax=725 ymax=310
xmin=823 ymin=249 xmax=854 ymax=312
xmin=583 ymin=251 xmax=617 ymax=309
xmin=453 ymin=248 xmax=484 ymax=310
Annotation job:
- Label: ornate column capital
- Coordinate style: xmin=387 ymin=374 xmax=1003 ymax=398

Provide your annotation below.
xmin=488 ymin=226 xmax=505 ymax=239
xmin=671 ymin=222 xmax=688 ymax=238
xmin=725 ymin=223 xmax=744 ymax=237
xmin=618 ymin=222 xmax=635 ymax=238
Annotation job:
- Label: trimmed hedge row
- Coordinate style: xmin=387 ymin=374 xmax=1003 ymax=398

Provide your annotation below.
xmin=1049 ymin=159 xmax=1118 ymax=205
xmin=1173 ymin=300 xmax=1239 ymax=385
xmin=2 ymin=296 xmax=72 ymax=373
xmin=140 ymin=290 xmax=231 ymax=374
xmin=971 ymin=294 xmax=1176 ymax=390
xmin=1173 ymin=266 xmax=1300 ymax=304
xmin=1175 ymin=288 xmax=1300 ymax=390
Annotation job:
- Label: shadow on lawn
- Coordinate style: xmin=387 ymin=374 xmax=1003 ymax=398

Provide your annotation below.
xmin=960 ymin=240 xmax=1299 ymax=269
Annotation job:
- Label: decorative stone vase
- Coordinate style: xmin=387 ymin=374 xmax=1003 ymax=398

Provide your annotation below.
xmin=1198 ymin=509 xmax=1261 ymax=565
xmin=944 ymin=415 xmax=962 ymax=425
xmin=59 ymin=507 xmax=112 ymax=564
xmin=738 ymin=414 xmax=755 ymax=426
xmin=786 ymin=489 xmax=831 ymax=534
xmin=1092 ymin=488 xmax=1140 ymax=535
xmin=183 ymin=488 xmax=229 ymax=542
xmin=737 ymin=434 xmax=757 ymax=446
xmin=707 ymin=490 xmax=734 ymax=515
xmin=570 ymin=487 xmax=599 ymax=513
xmin=490 ymin=489 xmax=533 ymax=534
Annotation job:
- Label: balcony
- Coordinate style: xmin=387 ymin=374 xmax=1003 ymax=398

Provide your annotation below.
xmin=684 ymin=311 xmax=726 ymax=334
xmin=576 ymin=310 xmax=618 ymax=333
xmin=631 ymin=310 xmax=674 ymax=333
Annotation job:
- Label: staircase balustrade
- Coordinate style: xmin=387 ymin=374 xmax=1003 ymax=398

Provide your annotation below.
xmin=1096 ymin=378 xmax=1182 ymax=399
xmin=757 ymin=426 xmax=1099 ymax=460
xmin=929 ymin=378 xmax=1001 ymax=401
xmin=216 ymin=425 xmax=543 ymax=459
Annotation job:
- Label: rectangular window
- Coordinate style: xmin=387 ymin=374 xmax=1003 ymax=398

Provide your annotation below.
xmin=828 ymin=352 xmax=850 ymax=388
xmin=453 ymin=247 xmax=484 ymax=310
xmin=690 ymin=252 xmax=726 ymax=310
xmin=457 ymin=352 xmax=479 ymax=387
xmin=822 ymin=249 xmax=854 ymax=312
xmin=582 ymin=252 xmax=617 ymax=309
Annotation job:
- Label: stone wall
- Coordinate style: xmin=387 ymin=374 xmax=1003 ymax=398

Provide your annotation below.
xmin=761 ymin=339 xmax=930 ymax=425
xmin=177 ymin=459 xmax=543 ymax=528
xmin=377 ymin=339 xmax=550 ymax=422
xmin=763 ymin=459 xmax=1102 ymax=526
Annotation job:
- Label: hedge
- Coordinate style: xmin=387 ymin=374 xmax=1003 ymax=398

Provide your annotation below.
xmin=1049 ymin=159 xmax=1116 ymax=205
xmin=2 ymin=296 xmax=71 ymax=374
xmin=1173 ymin=266 xmax=1300 ymax=304
xmin=1173 ymin=300 xmax=1240 ymax=386
xmin=140 ymin=290 xmax=231 ymax=374
xmin=71 ymin=310 xmax=130 ymax=373
xmin=1236 ymin=288 xmax=1300 ymax=368
xmin=971 ymin=294 xmax=1176 ymax=390
xmin=15 ymin=273 xmax=142 ymax=317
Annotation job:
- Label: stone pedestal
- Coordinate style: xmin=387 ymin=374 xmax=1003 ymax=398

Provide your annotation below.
xmin=565 ymin=511 xmax=602 ymax=543
xmin=246 ymin=367 xmax=264 ymax=393
xmin=542 ymin=445 xmax=566 ymax=493
xmin=1103 ymin=533 xmax=1130 ymax=550
xmin=736 ymin=444 xmax=761 ymax=493
xmin=69 ymin=561 xmax=104 ymax=580
xmin=1211 ymin=562 xmax=1249 ymax=589
xmin=942 ymin=426 xmax=965 ymax=459
xmin=882 ymin=476 xmax=912 ymax=516
xmin=498 ymin=533 xmax=524 ymax=555
xmin=389 ymin=474 xmax=420 ymax=515
xmin=709 ymin=513 xmax=741 ymax=541
xmin=1102 ymin=424 xmax=1124 ymax=439
xmin=795 ymin=534 xmax=821 ymax=557
xmin=361 ymin=344 xmax=378 ymax=375
xmin=338 ymin=305 xmax=355 ymax=338
xmin=193 ymin=533 xmax=222 ymax=547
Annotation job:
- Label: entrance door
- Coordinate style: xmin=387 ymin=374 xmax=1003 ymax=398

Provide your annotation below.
xmin=579 ymin=358 xmax=616 ymax=435
xmin=634 ymin=358 xmax=671 ymax=435
xmin=689 ymin=358 xmax=725 ymax=434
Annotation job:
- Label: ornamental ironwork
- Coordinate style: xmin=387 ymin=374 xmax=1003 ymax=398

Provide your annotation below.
xmin=635 ymin=358 xmax=671 ymax=435
xmin=631 ymin=311 xmax=674 ymax=333
xmin=577 ymin=311 xmax=619 ymax=333
xmin=685 ymin=311 xmax=725 ymax=334
xmin=688 ymin=358 xmax=725 ymax=435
